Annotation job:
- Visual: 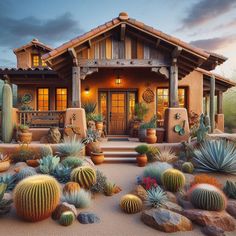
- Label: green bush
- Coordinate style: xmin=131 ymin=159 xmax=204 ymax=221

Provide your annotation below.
xmin=135 ymin=144 xmax=149 ymax=154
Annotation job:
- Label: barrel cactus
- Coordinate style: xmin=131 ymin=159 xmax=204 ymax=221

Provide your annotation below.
xmin=223 ymin=181 xmax=236 ymax=199
xmin=71 ymin=166 xmax=96 ymax=189
xmin=59 ymin=211 xmax=75 ymax=226
xmin=120 ymin=194 xmax=143 ymax=214
xmin=63 ymin=182 xmax=80 ymax=195
xmin=14 ymin=175 xmax=60 ymax=221
xmin=188 ymin=184 xmax=227 ymax=211
xmin=1 ymin=81 xmax=13 ymax=143
xmin=16 ymin=167 xmax=37 ymax=181
xmin=182 ymin=162 xmax=194 ymax=174
xmin=162 ymin=169 xmax=185 ymax=192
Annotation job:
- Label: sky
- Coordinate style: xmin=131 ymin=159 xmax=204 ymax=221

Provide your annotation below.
xmin=0 ymin=0 xmax=236 ymax=78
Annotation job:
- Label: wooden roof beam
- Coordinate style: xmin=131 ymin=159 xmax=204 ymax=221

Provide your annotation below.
xmin=172 ymin=46 xmax=182 ymax=59
xmin=120 ymin=23 xmax=126 ymax=41
xmin=68 ymin=47 xmax=78 ymax=66
xmin=156 ymin=38 xmax=161 ymax=48
xmin=88 ymin=40 xmax=92 ymax=48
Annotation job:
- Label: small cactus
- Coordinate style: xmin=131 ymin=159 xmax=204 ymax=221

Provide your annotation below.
xmin=63 ymin=182 xmax=80 ymax=195
xmin=59 ymin=211 xmax=75 ymax=226
xmin=182 ymin=162 xmax=194 ymax=174
xmin=120 ymin=194 xmax=143 ymax=214
xmin=223 ymin=181 xmax=236 ymax=199
xmin=104 ymin=182 xmax=115 ymax=196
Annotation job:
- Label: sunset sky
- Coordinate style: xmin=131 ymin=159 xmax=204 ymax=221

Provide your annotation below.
xmin=0 ymin=0 xmax=236 ymax=78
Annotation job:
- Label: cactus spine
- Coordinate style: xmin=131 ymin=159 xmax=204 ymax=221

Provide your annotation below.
xmin=1 ymin=81 xmax=13 ymax=143
xmin=59 ymin=211 xmax=75 ymax=226
xmin=14 ymin=175 xmax=60 ymax=222
xmin=120 ymin=194 xmax=143 ymax=214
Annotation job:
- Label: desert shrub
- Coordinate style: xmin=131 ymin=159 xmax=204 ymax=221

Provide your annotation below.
xmin=10 ymin=144 xmax=36 ymax=163
xmin=155 ymin=147 xmax=177 ymax=163
xmin=191 ymin=174 xmax=222 ymax=189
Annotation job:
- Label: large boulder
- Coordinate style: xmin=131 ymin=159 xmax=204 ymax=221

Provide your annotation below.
xmin=77 ymin=212 xmax=100 ymax=224
xmin=182 ymin=209 xmax=235 ymax=231
xmin=226 ymin=200 xmax=236 ymax=218
xmin=141 ymin=208 xmax=192 ymax=233
xmin=166 ymin=191 xmax=178 ymax=204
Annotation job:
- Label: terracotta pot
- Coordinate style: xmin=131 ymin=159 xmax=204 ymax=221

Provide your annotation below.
xmin=18 ymin=132 xmax=32 ymax=144
xmin=0 ymin=161 xmax=10 ymax=172
xmin=136 ymin=154 xmax=147 ymax=167
xmin=86 ymin=141 xmax=101 ymax=156
xmin=96 ymin=122 xmax=103 ymax=133
xmin=90 ymin=152 xmax=104 ymax=165
xmin=145 ymin=128 xmax=157 ymax=144
xmin=20 ymin=128 xmax=29 ymax=133
xmin=26 ymin=159 xmax=39 ymax=167
xmin=146 ymin=128 xmax=156 ymax=136
xmin=139 ymin=129 xmax=147 ymax=142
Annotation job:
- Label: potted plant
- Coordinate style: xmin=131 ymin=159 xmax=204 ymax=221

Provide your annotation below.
xmin=0 ymin=153 xmax=10 ymax=172
xmin=82 ymin=129 xmax=101 ymax=156
xmin=17 ymin=124 xmax=32 ymax=144
xmin=145 ymin=116 xmax=157 ymax=144
xmin=90 ymin=145 xmax=104 ymax=165
xmin=92 ymin=113 xmax=104 ymax=133
xmin=135 ymin=144 xmax=149 ymax=167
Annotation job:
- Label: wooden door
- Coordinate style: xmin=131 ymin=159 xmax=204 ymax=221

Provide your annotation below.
xmin=109 ymin=92 xmax=126 ymax=135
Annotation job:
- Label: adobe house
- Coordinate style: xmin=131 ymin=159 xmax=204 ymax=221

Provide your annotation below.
xmin=0 ymin=12 xmax=235 ymax=140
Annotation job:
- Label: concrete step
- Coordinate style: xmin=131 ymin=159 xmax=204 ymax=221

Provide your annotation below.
xmin=101 ymin=146 xmax=136 ymax=152
xmin=103 ymin=151 xmax=137 ymax=158
xmin=104 ymin=157 xmax=136 ymax=163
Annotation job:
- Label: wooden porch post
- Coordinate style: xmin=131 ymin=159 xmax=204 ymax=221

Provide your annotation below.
xmin=217 ymin=90 xmax=223 ymax=114
xmin=72 ymin=66 xmax=81 ymax=108
xmin=210 ymin=75 xmax=215 ymax=133
xmin=204 ymin=95 xmax=209 ymax=115
xmin=169 ymin=58 xmax=179 ymax=107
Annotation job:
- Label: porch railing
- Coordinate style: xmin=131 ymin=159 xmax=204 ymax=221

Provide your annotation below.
xmin=17 ymin=110 xmax=66 ymax=128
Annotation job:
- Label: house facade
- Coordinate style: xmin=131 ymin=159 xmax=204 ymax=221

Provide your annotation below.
xmin=0 ymin=12 xmax=235 ymax=136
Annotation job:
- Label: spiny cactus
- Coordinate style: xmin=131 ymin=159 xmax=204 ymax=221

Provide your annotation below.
xmin=61 ymin=156 xmax=83 ymax=168
xmin=120 ymin=194 xmax=143 ymax=214
xmin=182 ymin=162 xmax=194 ymax=174
xmin=63 ymin=182 xmax=80 ymax=195
xmin=162 ymin=169 xmax=186 ymax=192
xmin=104 ymin=182 xmax=115 ymax=196
xmin=1 ymin=81 xmax=13 ymax=143
xmin=223 ymin=180 xmax=236 ymax=199
xmin=189 ymin=184 xmax=227 ymax=211
xmin=0 ymin=183 xmax=13 ymax=215
xmin=53 ymin=164 xmax=71 ymax=184
xmin=13 ymin=175 xmax=60 ymax=221
xmin=59 ymin=211 xmax=75 ymax=226
xmin=71 ymin=166 xmax=96 ymax=189
xmin=38 ymin=155 xmax=60 ymax=174
xmin=16 ymin=167 xmax=37 ymax=181
xmin=145 ymin=186 xmax=168 ymax=208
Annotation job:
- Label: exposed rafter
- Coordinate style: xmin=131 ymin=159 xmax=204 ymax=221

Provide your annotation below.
xmin=172 ymin=46 xmax=182 ymax=58
xmin=120 ymin=23 xmax=126 ymax=41
xmin=68 ymin=47 xmax=78 ymax=66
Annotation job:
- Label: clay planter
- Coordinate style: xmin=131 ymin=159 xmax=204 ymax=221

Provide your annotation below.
xmin=86 ymin=141 xmax=101 ymax=156
xmin=145 ymin=128 xmax=157 ymax=144
xmin=139 ymin=129 xmax=147 ymax=142
xmin=136 ymin=154 xmax=148 ymax=167
xmin=0 ymin=161 xmax=10 ymax=172
xmin=18 ymin=132 xmax=32 ymax=144
xmin=90 ymin=152 xmax=104 ymax=165
xmin=26 ymin=159 xmax=39 ymax=167
xmin=96 ymin=122 xmax=103 ymax=133
xmin=19 ymin=128 xmax=29 ymax=133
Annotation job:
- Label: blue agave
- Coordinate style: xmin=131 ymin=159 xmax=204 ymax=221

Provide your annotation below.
xmin=0 ymin=174 xmax=17 ymax=191
xmin=53 ymin=164 xmax=72 ymax=183
xmin=193 ymin=139 xmax=236 ymax=174
xmin=39 ymin=155 xmax=60 ymax=174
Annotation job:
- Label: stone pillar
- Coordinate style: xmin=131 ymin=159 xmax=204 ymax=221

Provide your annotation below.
xmin=210 ymin=76 xmax=215 ymax=133
xmin=169 ymin=58 xmax=179 ymax=107
xmin=72 ymin=66 xmax=81 ymax=108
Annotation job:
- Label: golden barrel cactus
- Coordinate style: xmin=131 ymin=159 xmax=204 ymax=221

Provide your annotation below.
xmin=14 ymin=175 xmax=60 ymax=222
xmin=120 ymin=194 xmax=143 ymax=214
xmin=71 ymin=166 xmax=96 ymax=189
xmin=63 ymin=182 xmax=80 ymax=194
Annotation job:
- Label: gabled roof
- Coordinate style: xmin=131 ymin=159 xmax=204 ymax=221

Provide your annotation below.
xmin=14 ymin=38 xmax=53 ymax=54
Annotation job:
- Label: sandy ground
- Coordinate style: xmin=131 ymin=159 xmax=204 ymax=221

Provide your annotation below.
xmin=1 ymin=163 xmax=236 ymax=236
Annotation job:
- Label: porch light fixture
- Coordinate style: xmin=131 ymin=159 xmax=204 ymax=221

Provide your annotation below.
xmin=85 ymin=87 xmax=90 ymax=95
xmin=114 ymin=69 xmax=122 ymax=85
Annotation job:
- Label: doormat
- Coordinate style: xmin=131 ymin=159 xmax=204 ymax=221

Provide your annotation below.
xmin=108 ymin=138 xmax=129 ymax=142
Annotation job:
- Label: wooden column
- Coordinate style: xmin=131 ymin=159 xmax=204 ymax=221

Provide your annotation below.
xmin=72 ymin=66 xmax=81 ymax=108
xmin=217 ymin=91 xmax=223 ymax=114
xmin=169 ymin=58 xmax=179 ymax=107
xmin=210 ymin=76 xmax=215 ymax=133
xmin=204 ymin=95 xmax=209 ymax=115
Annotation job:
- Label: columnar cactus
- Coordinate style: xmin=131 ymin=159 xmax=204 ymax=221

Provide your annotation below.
xmin=182 ymin=162 xmax=194 ymax=174
xmin=188 ymin=184 xmax=227 ymax=211
xmin=14 ymin=175 xmax=60 ymax=221
xmin=1 ymin=81 xmax=13 ymax=143
xmin=120 ymin=194 xmax=143 ymax=214
xmin=59 ymin=211 xmax=75 ymax=226
xmin=71 ymin=166 xmax=96 ymax=189
xmin=63 ymin=182 xmax=80 ymax=194
xmin=162 ymin=169 xmax=186 ymax=192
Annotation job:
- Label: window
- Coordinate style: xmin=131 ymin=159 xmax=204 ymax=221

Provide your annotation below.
xmin=37 ymin=88 xmax=49 ymax=111
xmin=157 ymin=88 xmax=186 ymax=119
xmin=42 ymin=60 xmax=47 ymax=67
xmin=56 ymin=88 xmax=67 ymax=110
xmin=32 ymin=55 xmax=39 ymax=67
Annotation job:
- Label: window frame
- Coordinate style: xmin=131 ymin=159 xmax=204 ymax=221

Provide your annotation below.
xmin=37 ymin=87 xmax=50 ymax=111
xmin=31 ymin=54 xmax=47 ymax=67
xmin=55 ymin=87 xmax=68 ymax=111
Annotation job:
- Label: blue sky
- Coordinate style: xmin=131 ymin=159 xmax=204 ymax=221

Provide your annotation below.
xmin=0 ymin=0 xmax=236 ymax=77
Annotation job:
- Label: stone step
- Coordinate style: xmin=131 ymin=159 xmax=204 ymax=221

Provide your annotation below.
xmin=101 ymin=146 xmax=136 ymax=152
xmin=104 ymin=157 xmax=136 ymax=163
xmin=103 ymin=151 xmax=137 ymax=158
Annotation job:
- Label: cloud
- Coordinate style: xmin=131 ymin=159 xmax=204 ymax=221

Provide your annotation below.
xmin=213 ymin=18 xmax=236 ymax=31
xmin=190 ymin=35 xmax=236 ymax=51
xmin=180 ymin=0 xmax=236 ymax=30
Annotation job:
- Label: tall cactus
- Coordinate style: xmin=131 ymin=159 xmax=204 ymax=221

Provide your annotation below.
xmin=1 ymin=81 xmax=13 ymax=143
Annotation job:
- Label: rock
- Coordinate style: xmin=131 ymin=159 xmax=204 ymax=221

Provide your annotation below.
xmin=61 ymin=202 xmax=77 ymax=217
xmin=166 ymin=191 xmax=178 ymax=203
xmin=177 ymin=196 xmax=194 ymax=209
xmin=132 ymin=185 xmax=148 ymax=201
xmin=226 ymin=200 xmax=236 ymax=218
xmin=182 ymin=209 xmax=235 ymax=231
xmin=141 ymin=208 xmax=192 ymax=232
xmin=77 ymin=212 xmax=100 ymax=224
xmin=201 ymin=225 xmax=226 ymax=236
xmin=162 ymin=201 xmax=183 ymax=214
xmin=47 ymin=127 xmax=61 ymax=144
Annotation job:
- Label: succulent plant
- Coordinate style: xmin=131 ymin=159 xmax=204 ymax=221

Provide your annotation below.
xmin=191 ymin=174 xmax=222 ymax=189
xmin=38 ymin=155 xmax=60 ymax=174
xmin=51 ymin=203 xmax=75 ymax=221
xmin=188 ymin=184 xmax=227 ymax=211
xmin=57 ymin=135 xmax=84 ymax=157
xmin=0 ymin=173 xmax=17 ymax=191
xmin=61 ymin=156 xmax=83 ymax=169
xmin=0 ymin=183 xmax=13 ymax=215
xmin=193 ymin=139 xmax=236 ymax=174
xmin=53 ymin=164 xmax=72 ymax=184
xmin=162 ymin=169 xmax=186 ymax=192
xmin=120 ymin=194 xmax=143 ymax=214
xmin=62 ymin=189 xmax=91 ymax=208
xmin=104 ymin=182 xmax=115 ymax=196
xmin=16 ymin=167 xmax=37 ymax=181
xmin=71 ymin=166 xmax=96 ymax=189
xmin=63 ymin=182 xmax=80 ymax=195
xmin=59 ymin=211 xmax=75 ymax=226
xmin=182 ymin=162 xmax=194 ymax=174
xmin=13 ymin=175 xmax=61 ymax=221
xmin=143 ymin=162 xmax=173 ymax=185
xmin=223 ymin=180 xmax=236 ymax=199
xmin=91 ymin=170 xmax=107 ymax=193
xmin=40 ymin=144 xmax=53 ymax=157
xmin=145 ymin=186 xmax=168 ymax=208
xmin=135 ymin=144 xmax=149 ymax=154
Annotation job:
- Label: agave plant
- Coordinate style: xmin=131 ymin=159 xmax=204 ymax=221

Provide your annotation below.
xmin=57 ymin=135 xmax=84 ymax=157
xmin=53 ymin=164 xmax=72 ymax=183
xmin=193 ymin=139 xmax=236 ymax=174
xmin=145 ymin=186 xmax=168 ymax=208
xmin=38 ymin=155 xmax=60 ymax=174
xmin=0 ymin=174 xmax=17 ymax=192
xmin=0 ymin=183 xmax=13 ymax=215
xmin=62 ymin=189 xmax=91 ymax=208
xmin=61 ymin=156 xmax=83 ymax=169
xmin=91 ymin=170 xmax=107 ymax=193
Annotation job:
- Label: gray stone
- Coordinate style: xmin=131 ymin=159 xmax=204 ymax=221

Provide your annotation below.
xmin=77 ymin=212 xmax=100 ymax=224
xmin=162 ymin=201 xmax=183 ymax=214
xmin=201 ymin=226 xmax=226 ymax=236
xmin=226 ymin=199 xmax=236 ymax=218
xmin=166 ymin=191 xmax=177 ymax=203
xmin=141 ymin=208 xmax=192 ymax=232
